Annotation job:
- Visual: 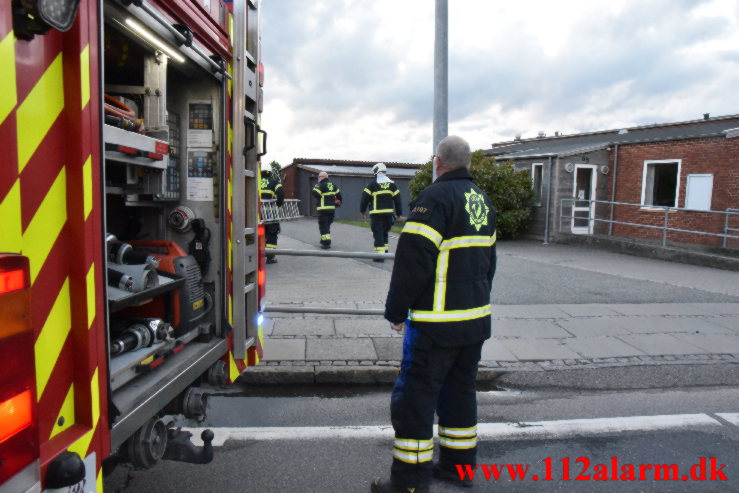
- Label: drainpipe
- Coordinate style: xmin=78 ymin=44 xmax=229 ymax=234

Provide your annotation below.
xmin=608 ymin=144 xmax=619 ymax=236
xmin=543 ymin=155 xmax=554 ymax=244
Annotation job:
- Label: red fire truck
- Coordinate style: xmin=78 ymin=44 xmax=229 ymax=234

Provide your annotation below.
xmin=1 ymin=1 xmax=266 ymax=490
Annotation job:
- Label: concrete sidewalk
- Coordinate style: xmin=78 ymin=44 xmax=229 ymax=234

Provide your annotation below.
xmin=246 ymin=219 xmax=739 ymax=385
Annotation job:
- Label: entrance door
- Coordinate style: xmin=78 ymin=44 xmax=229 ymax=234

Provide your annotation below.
xmin=571 ymin=165 xmax=597 ymax=234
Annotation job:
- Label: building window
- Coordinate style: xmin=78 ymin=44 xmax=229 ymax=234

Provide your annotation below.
xmin=531 ymin=163 xmax=543 ymax=206
xmin=641 ymin=160 xmax=681 ymax=208
xmin=685 ymin=174 xmax=713 ymax=211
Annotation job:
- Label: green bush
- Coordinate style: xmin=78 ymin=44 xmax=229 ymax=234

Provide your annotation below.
xmin=408 ymin=151 xmax=534 ymax=238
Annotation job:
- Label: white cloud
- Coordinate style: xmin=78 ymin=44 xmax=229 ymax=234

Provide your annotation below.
xmin=261 ymin=0 xmax=739 ymax=166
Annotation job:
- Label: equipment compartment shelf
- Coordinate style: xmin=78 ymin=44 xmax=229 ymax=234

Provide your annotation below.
xmin=104 ymin=124 xmax=170 ymax=170
xmin=108 ymin=271 xmax=184 ymax=313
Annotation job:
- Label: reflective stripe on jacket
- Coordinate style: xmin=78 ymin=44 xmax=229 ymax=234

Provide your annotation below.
xmin=260 ymin=174 xmax=285 ymax=206
xmin=384 ymin=167 xmax=497 ymax=347
xmin=360 ymin=179 xmax=402 ymax=215
xmin=312 ymin=179 xmax=342 ymax=211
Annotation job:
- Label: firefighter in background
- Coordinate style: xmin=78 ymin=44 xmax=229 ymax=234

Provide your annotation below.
xmin=260 ymin=162 xmax=284 ymax=264
xmin=360 ymin=163 xmax=403 ymax=263
xmin=372 ymin=136 xmax=497 ymax=493
xmin=312 ymin=171 xmax=342 ymax=249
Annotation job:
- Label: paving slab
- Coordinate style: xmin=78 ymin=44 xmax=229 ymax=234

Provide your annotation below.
xmin=683 ymin=303 xmax=739 ymax=316
xmin=709 ymin=316 xmax=739 ymax=332
xmin=482 ymin=339 xmax=518 ymax=361
xmin=606 ymin=303 xmax=720 ymax=316
xmin=556 ymin=304 xmax=622 ymax=317
xmin=261 ymin=318 xmax=276 ymax=336
xmin=492 ymin=305 xmax=571 ymax=319
xmin=261 ymin=338 xmax=306 ymax=361
xmin=620 ymin=316 xmax=731 ymax=334
xmin=616 ymin=334 xmax=709 ymax=356
xmin=554 ymin=317 xmax=632 ymax=337
xmin=335 ymin=319 xmax=398 ymax=336
xmin=502 ymin=339 xmax=581 ymax=361
xmin=306 ymin=338 xmax=377 ymax=361
xmin=272 ymin=318 xmax=335 ymax=336
xmin=563 ymin=336 xmax=646 ymax=359
xmin=373 ymin=338 xmax=403 ymax=361
xmin=493 ymin=319 xmax=573 ymax=339
xmin=672 ymin=334 xmax=739 ymax=353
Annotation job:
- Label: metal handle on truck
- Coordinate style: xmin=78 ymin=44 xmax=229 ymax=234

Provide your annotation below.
xmin=257 ymin=128 xmax=267 ymax=158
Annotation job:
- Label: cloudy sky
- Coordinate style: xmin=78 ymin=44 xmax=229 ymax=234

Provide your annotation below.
xmin=260 ymin=0 xmax=739 ymax=166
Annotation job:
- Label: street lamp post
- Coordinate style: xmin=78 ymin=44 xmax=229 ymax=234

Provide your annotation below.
xmin=433 ymin=0 xmax=448 ymax=182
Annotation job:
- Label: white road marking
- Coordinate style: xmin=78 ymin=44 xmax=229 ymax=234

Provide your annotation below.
xmin=715 ymin=413 xmax=739 ymax=427
xmin=183 ymin=413 xmax=726 ymax=447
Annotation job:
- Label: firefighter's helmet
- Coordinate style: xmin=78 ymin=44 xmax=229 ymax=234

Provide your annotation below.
xmin=261 ymin=162 xmax=272 ymax=174
xmin=372 ymin=163 xmax=387 ymax=175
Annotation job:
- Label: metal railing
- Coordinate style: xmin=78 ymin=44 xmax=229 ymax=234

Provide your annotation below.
xmin=260 ymin=198 xmax=302 ymax=223
xmin=725 ymin=209 xmax=739 ymax=248
xmin=559 ymin=198 xmax=739 ymax=248
xmin=265 ymin=248 xmax=394 ymax=315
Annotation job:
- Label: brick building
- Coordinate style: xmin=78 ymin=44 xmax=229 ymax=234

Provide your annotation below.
xmin=485 ymin=114 xmax=739 ymax=250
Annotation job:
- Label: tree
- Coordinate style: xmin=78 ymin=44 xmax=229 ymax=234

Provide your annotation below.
xmin=269 ymin=160 xmax=282 ymax=181
xmin=407 ymin=150 xmax=534 ymax=238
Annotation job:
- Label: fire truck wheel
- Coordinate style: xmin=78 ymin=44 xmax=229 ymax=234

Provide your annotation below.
xmin=126 ymin=417 xmax=168 ymax=469
xmin=207 ymin=360 xmax=228 ymax=386
xmin=182 ymin=387 xmax=209 ymax=421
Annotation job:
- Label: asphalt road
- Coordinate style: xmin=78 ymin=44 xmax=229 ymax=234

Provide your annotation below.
xmin=105 ymin=379 xmax=739 ymax=492
xmin=273 ymin=219 xmax=739 ymax=305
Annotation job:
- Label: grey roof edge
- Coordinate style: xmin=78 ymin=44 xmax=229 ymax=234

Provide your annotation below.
xmin=490 ymin=113 xmax=739 ymax=147
xmin=291 ymin=157 xmax=424 ymax=169
xmin=725 ymin=128 xmax=739 ymax=139
xmin=490 ymin=131 xmax=730 ymax=160
xmin=297 ymin=164 xmax=417 ymax=178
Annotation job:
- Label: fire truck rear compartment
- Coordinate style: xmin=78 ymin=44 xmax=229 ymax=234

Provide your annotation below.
xmin=102 ymin=4 xmax=228 ymax=465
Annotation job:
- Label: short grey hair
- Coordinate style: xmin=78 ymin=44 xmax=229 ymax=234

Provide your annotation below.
xmin=436 ymin=135 xmax=471 ymax=170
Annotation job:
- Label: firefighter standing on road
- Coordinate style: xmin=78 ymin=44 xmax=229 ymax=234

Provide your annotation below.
xmin=312 ymin=171 xmax=342 ymax=249
xmin=372 ymin=136 xmax=497 ymax=493
xmin=260 ymin=162 xmax=284 ymax=264
xmin=360 ymin=163 xmax=402 ymax=262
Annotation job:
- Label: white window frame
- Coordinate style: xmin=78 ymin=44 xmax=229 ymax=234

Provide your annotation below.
xmin=531 ymin=163 xmax=544 ymax=206
xmin=640 ymin=159 xmax=681 ymax=210
xmin=684 ymin=173 xmax=714 ymax=211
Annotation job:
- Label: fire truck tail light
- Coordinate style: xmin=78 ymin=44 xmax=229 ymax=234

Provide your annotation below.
xmin=0 ymin=255 xmax=38 ymax=484
xmin=0 ymin=256 xmax=29 ymax=294
xmin=258 ymin=62 xmax=264 ymax=87
xmin=0 ymin=390 xmax=33 ymax=444
xmin=0 ymin=256 xmax=31 ymax=339
xmin=0 ymin=269 xmax=25 ymax=294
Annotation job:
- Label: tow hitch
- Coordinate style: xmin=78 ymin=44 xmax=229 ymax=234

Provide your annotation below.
xmin=163 ymin=428 xmax=215 ymax=465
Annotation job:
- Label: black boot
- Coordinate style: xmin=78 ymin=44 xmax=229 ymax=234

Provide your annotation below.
xmin=370 ymin=478 xmax=429 ymax=493
xmin=433 ymin=463 xmax=473 ymax=488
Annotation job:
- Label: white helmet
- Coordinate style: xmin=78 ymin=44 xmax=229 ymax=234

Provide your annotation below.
xmin=260 ymin=162 xmax=272 ymax=173
xmin=372 ymin=162 xmax=387 ymax=175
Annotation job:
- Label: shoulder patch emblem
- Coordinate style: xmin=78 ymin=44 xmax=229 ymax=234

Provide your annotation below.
xmin=260 ymin=177 xmax=269 ymax=189
xmin=379 ymin=183 xmax=390 ymax=189
xmin=464 ymin=188 xmax=489 ymax=231
xmin=327 ymin=182 xmax=335 ymax=191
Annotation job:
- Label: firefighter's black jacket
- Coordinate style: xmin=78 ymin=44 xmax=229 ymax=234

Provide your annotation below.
xmin=360 ymin=178 xmax=402 ymax=215
xmin=260 ymin=173 xmax=284 ymax=206
xmin=385 ymin=167 xmax=497 ymax=347
xmin=312 ymin=179 xmax=342 ymax=212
